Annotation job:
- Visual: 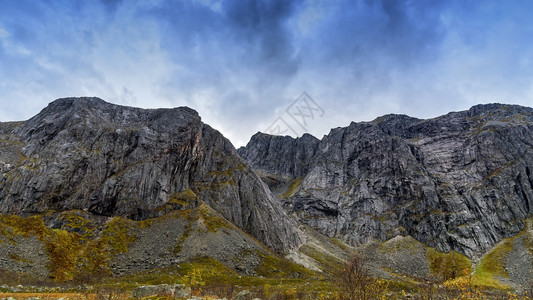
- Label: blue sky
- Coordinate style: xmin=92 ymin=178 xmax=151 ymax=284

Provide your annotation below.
xmin=1 ymin=0 xmax=533 ymax=146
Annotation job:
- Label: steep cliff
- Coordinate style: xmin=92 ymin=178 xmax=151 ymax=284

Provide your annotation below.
xmin=239 ymin=104 xmax=533 ymax=258
xmin=0 ymin=97 xmax=302 ymax=253
xmin=237 ymin=132 xmax=320 ymax=179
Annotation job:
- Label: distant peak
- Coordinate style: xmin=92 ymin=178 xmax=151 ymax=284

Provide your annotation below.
xmin=54 ymin=96 xmax=106 ymax=103
xmin=251 ymin=131 xmax=318 ymax=142
xmin=20 ymin=97 xmax=202 ymax=141
xmin=248 ymin=132 xmax=273 ymax=141
xmin=48 ymin=97 xmax=107 ymax=108
xmin=252 ymin=131 xmax=290 ymax=139
xmin=300 ymin=133 xmax=318 ymax=141
xmin=41 ymin=97 xmax=124 ymax=116
xmin=43 ymin=97 xmax=200 ymax=119
xmin=467 ymin=103 xmax=532 ymax=116
xmin=252 ymin=131 xmax=271 ymax=137
xmin=372 ymin=113 xmax=420 ymax=124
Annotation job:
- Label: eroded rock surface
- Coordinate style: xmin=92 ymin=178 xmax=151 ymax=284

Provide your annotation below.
xmin=239 ymin=104 xmax=533 ymax=258
xmin=0 ymin=97 xmax=302 ymax=253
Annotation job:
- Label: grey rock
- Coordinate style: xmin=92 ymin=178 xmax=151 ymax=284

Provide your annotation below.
xmin=0 ymin=98 xmax=302 ymax=253
xmin=237 ymin=132 xmax=319 ymax=179
xmin=131 ymin=284 xmax=190 ymax=299
xmin=0 ymin=234 xmax=49 ymax=279
xmin=173 ymin=284 xmax=193 ymax=299
xmin=232 ymin=290 xmax=253 ymax=300
xmin=501 ymin=226 xmax=533 ymax=289
xmin=110 ymin=207 xmax=266 ymax=276
xmin=240 ymin=103 xmax=533 ymax=258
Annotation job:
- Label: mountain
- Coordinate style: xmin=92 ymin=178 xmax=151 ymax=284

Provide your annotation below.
xmin=0 ymin=97 xmax=302 ymax=254
xmin=239 ymin=103 xmax=533 ymax=259
xmin=2 ymin=98 xmax=532 ymax=291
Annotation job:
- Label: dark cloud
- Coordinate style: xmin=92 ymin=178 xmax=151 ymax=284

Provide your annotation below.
xmin=223 ymin=0 xmax=302 ymax=74
xmin=0 ymin=0 xmax=532 ymax=146
xmin=308 ymin=0 xmax=446 ymax=71
xmin=99 ymin=0 xmax=123 ymax=13
xmin=144 ymin=0 xmax=302 ymax=77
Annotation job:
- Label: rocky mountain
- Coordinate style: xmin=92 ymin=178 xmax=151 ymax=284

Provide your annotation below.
xmin=0 ymin=97 xmax=302 ymax=254
xmin=239 ymin=103 xmax=533 ymax=258
xmin=2 ymin=98 xmax=532 ymax=290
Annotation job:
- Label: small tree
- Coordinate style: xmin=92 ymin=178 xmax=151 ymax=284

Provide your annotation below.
xmin=337 ymin=253 xmax=388 ymax=300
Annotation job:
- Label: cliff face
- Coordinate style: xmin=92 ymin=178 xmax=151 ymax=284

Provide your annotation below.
xmin=237 ymin=133 xmax=320 ymax=179
xmin=239 ymin=104 xmax=533 ymax=258
xmin=0 ymin=97 xmax=302 ymax=253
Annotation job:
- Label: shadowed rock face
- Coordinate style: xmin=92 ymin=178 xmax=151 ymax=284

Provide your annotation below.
xmin=239 ymin=103 xmax=533 ymax=258
xmin=0 ymin=97 xmax=302 ymax=253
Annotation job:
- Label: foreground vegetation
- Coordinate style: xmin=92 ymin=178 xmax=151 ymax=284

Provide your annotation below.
xmin=1 ymin=212 xmax=531 ymax=299
xmin=1 ymin=252 xmax=532 ymax=299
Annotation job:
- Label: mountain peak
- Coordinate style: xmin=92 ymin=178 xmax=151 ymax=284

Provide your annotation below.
xmin=42 ymin=97 xmax=200 ymax=120
xmin=372 ymin=113 xmax=420 ymax=124
xmin=18 ymin=97 xmax=202 ymax=152
xmin=467 ymin=102 xmax=533 ymax=117
xmin=50 ymin=96 xmax=107 ymax=106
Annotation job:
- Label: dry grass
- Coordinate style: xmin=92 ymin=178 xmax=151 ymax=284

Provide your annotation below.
xmin=0 ymin=293 xmax=96 ymax=300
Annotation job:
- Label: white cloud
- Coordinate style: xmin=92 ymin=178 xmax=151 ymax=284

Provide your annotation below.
xmin=0 ymin=27 xmax=8 ymax=39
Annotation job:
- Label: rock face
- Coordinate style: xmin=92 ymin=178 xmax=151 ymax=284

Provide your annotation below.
xmin=0 ymin=97 xmax=302 ymax=253
xmin=237 ymin=132 xmax=320 ymax=179
xmin=239 ymin=104 xmax=533 ymax=258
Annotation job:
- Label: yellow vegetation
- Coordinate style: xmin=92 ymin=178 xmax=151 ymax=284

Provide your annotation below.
xmin=280 ymin=178 xmax=302 ymax=199
xmin=427 ymin=248 xmax=471 ymax=281
xmin=0 ymin=212 xmax=141 ymax=281
xmin=168 ymin=189 xmax=199 ymax=206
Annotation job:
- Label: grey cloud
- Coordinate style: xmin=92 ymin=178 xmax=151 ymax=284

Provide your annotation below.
xmin=0 ymin=0 xmax=532 ymax=148
xmin=99 ymin=0 xmax=123 ymax=13
xmin=223 ymin=0 xmax=303 ymax=75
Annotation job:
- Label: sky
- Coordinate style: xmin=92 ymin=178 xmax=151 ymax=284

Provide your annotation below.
xmin=1 ymin=0 xmax=533 ymax=147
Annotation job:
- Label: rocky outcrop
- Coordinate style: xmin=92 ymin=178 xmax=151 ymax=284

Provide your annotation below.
xmin=131 ymin=284 xmax=191 ymax=299
xmin=0 ymin=97 xmax=302 ymax=253
xmin=239 ymin=103 xmax=533 ymax=258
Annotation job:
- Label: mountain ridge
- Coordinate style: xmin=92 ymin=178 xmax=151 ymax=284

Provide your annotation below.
xmin=1 ymin=98 xmax=532 ymax=291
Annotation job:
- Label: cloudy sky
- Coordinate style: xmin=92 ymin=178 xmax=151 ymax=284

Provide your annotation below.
xmin=1 ymin=0 xmax=532 ymax=146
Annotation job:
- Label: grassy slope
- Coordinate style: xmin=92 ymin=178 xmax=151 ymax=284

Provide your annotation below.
xmin=471 ymin=217 xmax=533 ymax=290
xmin=0 ymin=205 xmax=530 ymax=296
xmin=0 ymin=204 xmax=320 ymax=285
